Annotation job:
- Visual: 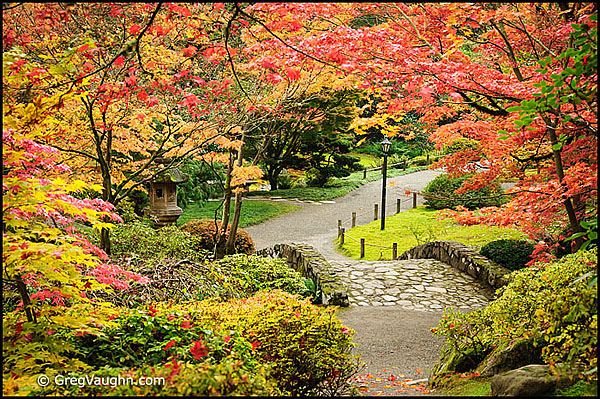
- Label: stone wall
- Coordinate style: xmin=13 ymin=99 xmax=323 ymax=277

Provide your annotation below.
xmin=398 ymin=240 xmax=511 ymax=289
xmin=256 ymin=243 xmax=349 ymax=307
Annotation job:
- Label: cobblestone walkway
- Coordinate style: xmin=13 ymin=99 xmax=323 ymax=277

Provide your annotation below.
xmin=330 ymin=259 xmax=494 ymax=311
xmin=246 ymin=170 xmax=497 ymax=394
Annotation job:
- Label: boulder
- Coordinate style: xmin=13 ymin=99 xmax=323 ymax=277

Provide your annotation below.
xmin=477 ymin=338 xmax=543 ymax=376
xmin=491 ymin=364 xmax=558 ymax=396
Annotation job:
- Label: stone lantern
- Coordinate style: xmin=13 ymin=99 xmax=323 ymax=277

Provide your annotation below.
xmin=145 ymin=159 xmax=189 ymax=227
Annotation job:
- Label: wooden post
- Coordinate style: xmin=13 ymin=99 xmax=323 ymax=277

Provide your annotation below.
xmin=360 ymin=238 xmax=365 ymax=258
xmin=426 ymin=153 xmax=430 ymax=165
xmin=396 ymin=198 xmax=401 ymax=213
xmin=363 ymin=169 xmax=367 ymax=179
xmin=340 ymin=228 xmax=345 ymax=245
xmin=374 ymin=204 xmax=378 ymax=220
xmin=403 ymin=159 xmax=407 ymax=170
xmin=413 ymin=192 xmax=417 ymax=208
xmin=352 ymin=212 xmax=356 ymax=228
xmin=393 ymin=243 xmax=398 ymax=260
xmin=338 ymin=219 xmax=342 ymax=237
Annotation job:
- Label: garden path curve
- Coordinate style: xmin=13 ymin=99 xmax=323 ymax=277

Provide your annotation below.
xmin=245 ymin=170 xmax=494 ymax=396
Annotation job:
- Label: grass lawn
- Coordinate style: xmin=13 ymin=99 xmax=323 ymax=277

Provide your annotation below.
xmin=348 ymin=152 xmax=378 ymax=168
xmin=246 ymin=166 xmax=427 ymax=202
xmin=337 ymin=206 xmax=527 ymax=261
xmin=178 ymin=199 xmax=299 ymax=228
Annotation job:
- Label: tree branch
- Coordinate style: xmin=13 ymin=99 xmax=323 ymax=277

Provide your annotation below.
xmin=233 ymin=2 xmax=346 ymax=73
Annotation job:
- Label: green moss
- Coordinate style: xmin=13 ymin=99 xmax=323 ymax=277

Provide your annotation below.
xmin=556 ymin=380 xmax=598 ymax=397
xmin=436 ymin=376 xmax=492 ymax=396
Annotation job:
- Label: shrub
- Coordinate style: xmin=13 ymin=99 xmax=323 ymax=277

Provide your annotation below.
xmin=186 ymin=291 xmax=361 ymax=396
xmin=214 ymin=254 xmax=311 ymax=299
xmin=445 ymin=137 xmax=480 ymax=154
xmin=177 ymin=159 xmax=225 ymax=206
xmin=101 ymin=255 xmax=312 ymax=306
xmin=59 ymin=291 xmax=358 ymax=396
xmin=111 ymin=220 xmax=209 ymax=263
xmin=422 ymin=173 xmax=505 ymax=210
xmin=480 ymin=239 xmax=535 ymax=271
xmin=180 ymin=219 xmax=255 ymax=255
xmin=35 ymin=304 xmax=279 ymax=396
xmin=99 ymin=258 xmax=245 ymax=306
xmin=277 ymin=170 xmax=293 ymax=190
xmin=430 ymin=249 xmax=597 ymax=385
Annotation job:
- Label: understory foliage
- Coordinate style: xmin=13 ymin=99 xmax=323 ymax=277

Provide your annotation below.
xmin=422 ymin=174 xmax=506 ymax=210
xmin=480 ymin=239 xmax=535 ymax=271
xmin=180 ymin=219 xmax=255 ymax=255
xmin=213 ymin=254 xmax=312 ymax=299
xmin=99 ymin=254 xmax=313 ymax=307
xmin=110 ymin=221 xmax=210 ymax=263
xmin=17 ymin=291 xmax=358 ymax=396
xmin=431 ymin=249 xmax=597 ymax=385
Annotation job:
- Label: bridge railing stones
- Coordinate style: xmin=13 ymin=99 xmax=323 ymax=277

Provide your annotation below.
xmin=256 ymin=243 xmax=349 ymax=307
xmin=398 ymin=240 xmax=511 ymax=289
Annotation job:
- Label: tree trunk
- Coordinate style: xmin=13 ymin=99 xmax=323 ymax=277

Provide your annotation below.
xmin=268 ymin=174 xmax=278 ymax=191
xmin=16 ymin=275 xmax=36 ymax=323
xmin=215 ymin=152 xmax=235 ymax=259
xmin=543 ymin=114 xmax=584 ymax=252
xmin=100 ymin=170 xmax=113 ymax=255
xmin=100 ymin=227 xmax=111 ymax=256
xmin=225 ymin=131 xmax=246 ymax=255
xmin=268 ymin=166 xmax=283 ymax=191
xmin=98 ymin=122 xmax=113 ymax=255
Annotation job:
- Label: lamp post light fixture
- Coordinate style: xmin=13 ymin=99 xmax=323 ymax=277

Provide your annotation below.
xmin=380 ymin=137 xmax=392 ymax=230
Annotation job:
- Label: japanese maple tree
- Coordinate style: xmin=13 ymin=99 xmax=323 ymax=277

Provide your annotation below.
xmin=240 ymin=2 xmax=597 ymax=257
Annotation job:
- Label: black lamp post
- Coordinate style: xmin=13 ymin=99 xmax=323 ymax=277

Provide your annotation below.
xmin=380 ymin=137 xmax=391 ymax=230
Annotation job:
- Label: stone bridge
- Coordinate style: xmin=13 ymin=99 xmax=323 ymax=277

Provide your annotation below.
xmin=257 ymin=241 xmax=510 ymax=311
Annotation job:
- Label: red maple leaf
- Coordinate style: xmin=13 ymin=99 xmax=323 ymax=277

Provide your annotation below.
xmin=164 ymin=340 xmax=176 ymax=351
xmin=114 ymin=56 xmax=124 ymax=68
xmin=183 ymin=94 xmax=198 ymax=108
xmin=129 ymin=24 xmax=141 ymax=35
xmin=180 ymin=320 xmax=192 ymax=329
xmin=190 ymin=340 xmax=208 ymax=360
xmin=182 ymin=45 xmax=197 ymax=58
xmin=285 ymin=67 xmax=301 ymax=81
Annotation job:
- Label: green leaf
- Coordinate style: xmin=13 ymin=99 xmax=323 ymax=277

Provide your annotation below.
xmin=506 ymin=106 xmax=522 ymax=112
xmin=566 ymin=232 xmax=587 ymax=240
xmin=552 ymin=143 xmax=563 ymax=151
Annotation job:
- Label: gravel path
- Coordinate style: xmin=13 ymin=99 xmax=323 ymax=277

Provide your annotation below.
xmin=245 ymin=169 xmax=442 ymax=259
xmin=245 ymin=170 xmax=482 ymax=396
